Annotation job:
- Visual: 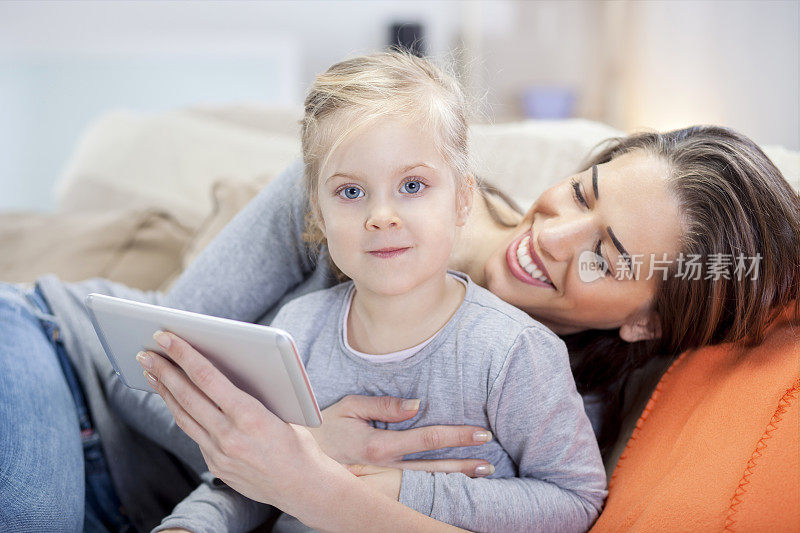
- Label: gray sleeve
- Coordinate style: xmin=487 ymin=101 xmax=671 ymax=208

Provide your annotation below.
xmin=163 ymin=158 xmax=315 ymax=321
xmin=399 ymin=328 xmax=607 ymax=533
xmin=151 ymin=479 xmax=277 ymax=533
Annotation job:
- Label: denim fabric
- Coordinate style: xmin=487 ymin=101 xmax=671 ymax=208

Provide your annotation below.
xmin=0 ymin=282 xmax=130 ymax=532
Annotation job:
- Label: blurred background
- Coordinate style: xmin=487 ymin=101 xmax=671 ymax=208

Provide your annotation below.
xmin=1 ymin=0 xmax=798 ymax=211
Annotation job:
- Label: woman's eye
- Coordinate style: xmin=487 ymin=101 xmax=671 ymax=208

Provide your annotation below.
xmin=401 ymin=180 xmax=426 ymax=194
xmin=594 ymin=240 xmax=613 ymax=277
xmin=338 ymin=186 xmax=364 ymax=200
xmin=571 ymin=178 xmax=589 ymax=208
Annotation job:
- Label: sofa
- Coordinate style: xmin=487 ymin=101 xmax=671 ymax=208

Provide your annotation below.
xmin=2 ymin=106 xmax=798 ymax=530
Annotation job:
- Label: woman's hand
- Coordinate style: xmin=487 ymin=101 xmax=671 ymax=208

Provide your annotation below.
xmin=309 ymin=395 xmax=495 ymax=477
xmin=137 ymin=331 xmax=354 ymax=519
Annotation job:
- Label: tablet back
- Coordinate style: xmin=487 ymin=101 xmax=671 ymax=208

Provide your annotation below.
xmin=84 ymin=293 xmax=321 ymax=427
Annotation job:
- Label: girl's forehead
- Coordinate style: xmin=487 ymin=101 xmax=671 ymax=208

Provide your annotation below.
xmin=322 ymin=118 xmax=446 ymax=175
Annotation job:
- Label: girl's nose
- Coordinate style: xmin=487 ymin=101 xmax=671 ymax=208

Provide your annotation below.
xmin=365 ymin=202 xmax=402 ymax=230
xmin=536 ymin=213 xmax=595 ymax=263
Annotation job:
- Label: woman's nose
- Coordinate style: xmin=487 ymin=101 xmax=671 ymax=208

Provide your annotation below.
xmin=365 ymin=200 xmax=402 ymax=230
xmin=537 ymin=214 xmax=594 ymax=262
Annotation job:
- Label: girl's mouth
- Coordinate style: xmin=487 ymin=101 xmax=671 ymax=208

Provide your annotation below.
xmin=368 ymin=247 xmax=410 ymax=259
xmin=505 ymin=230 xmax=556 ymax=289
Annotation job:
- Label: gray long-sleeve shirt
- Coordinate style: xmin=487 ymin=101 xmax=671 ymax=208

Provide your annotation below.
xmin=156 ymin=275 xmax=606 ymax=533
xmin=35 ymin=159 xmax=607 ymax=532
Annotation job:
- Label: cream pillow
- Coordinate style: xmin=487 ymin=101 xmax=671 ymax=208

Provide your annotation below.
xmin=158 ymin=178 xmax=266 ymax=293
xmin=470 ymin=119 xmax=624 ymax=208
xmin=56 ymin=110 xmax=300 ymax=221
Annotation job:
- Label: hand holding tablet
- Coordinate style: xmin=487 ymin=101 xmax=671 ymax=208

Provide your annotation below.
xmin=84 ymin=293 xmax=322 ymax=427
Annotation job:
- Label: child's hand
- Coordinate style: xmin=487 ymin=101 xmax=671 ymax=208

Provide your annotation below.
xmin=347 ymin=464 xmax=403 ymax=501
xmin=308 ymin=395 xmax=495 ymax=477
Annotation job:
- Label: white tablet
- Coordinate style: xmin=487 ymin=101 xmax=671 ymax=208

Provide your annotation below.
xmin=84 ymin=293 xmax=322 ymax=427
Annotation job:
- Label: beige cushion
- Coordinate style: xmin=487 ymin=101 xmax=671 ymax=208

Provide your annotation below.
xmin=470 ymin=119 xmax=625 ymax=206
xmin=158 ymin=178 xmax=265 ymax=293
xmin=0 ymin=208 xmax=192 ymax=290
xmin=56 ymin=110 xmax=300 ymax=220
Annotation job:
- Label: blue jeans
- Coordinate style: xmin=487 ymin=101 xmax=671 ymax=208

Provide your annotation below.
xmin=0 ymin=282 xmax=131 ymax=532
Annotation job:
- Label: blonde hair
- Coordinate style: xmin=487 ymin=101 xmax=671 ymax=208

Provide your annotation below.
xmin=300 ymin=49 xmax=472 ymax=248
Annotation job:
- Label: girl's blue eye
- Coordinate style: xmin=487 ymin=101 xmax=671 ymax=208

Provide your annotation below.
xmin=339 ymin=186 xmax=364 ymax=200
xmin=401 ymin=180 xmax=425 ymax=194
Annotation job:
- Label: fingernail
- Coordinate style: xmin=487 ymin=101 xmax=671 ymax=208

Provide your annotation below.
xmin=143 ymin=370 xmax=158 ymax=385
xmin=153 ymin=331 xmax=171 ymax=349
xmin=136 ymin=351 xmax=153 ymax=370
xmin=401 ymin=399 xmax=421 ymax=412
xmin=473 ymin=430 xmax=493 ymax=443
xmin=474 ymin=464 xmax=495 ymax=477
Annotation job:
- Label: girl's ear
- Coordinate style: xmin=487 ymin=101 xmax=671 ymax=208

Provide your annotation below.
xmin=619 ymin=309 xmax=662 ymax=343
xmin=456 ymin=174 xmax=476 ymax=226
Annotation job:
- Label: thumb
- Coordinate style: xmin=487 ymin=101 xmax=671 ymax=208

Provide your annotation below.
xmin=338 ymin=395 xmax=421 ymax=423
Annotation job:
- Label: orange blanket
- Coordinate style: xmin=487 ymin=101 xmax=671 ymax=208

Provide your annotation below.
xmin=592 ymin=307 xmax=799 ymax=532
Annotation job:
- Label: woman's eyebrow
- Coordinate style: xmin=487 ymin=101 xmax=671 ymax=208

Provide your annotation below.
xmin=595 ymin=165 xmax=635 ymax=278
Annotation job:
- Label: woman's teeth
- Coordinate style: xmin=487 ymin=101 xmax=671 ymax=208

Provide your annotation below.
xmin=516 ymin=235 xmax=553 ymax=285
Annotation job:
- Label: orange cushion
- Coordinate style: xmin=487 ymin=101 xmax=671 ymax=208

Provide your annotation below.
xmin=591 ymin=306 xmax=799 ymax=532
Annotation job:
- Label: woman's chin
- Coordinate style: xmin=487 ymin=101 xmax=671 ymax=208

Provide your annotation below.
xmin=486 ymin=251 xmax=545 ymax=305
xmin=484 ymin=256 xmax=591 ymax=337
xmin=485 ymin=270 xmax=535 ymax=316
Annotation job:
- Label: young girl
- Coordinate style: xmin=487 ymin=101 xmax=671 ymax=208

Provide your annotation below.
xmin=145 ymin=51 xmax=606 ymax=532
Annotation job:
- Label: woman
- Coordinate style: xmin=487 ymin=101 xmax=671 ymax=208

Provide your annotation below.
xmin=1 ymin=125 xmax=798 ymax=532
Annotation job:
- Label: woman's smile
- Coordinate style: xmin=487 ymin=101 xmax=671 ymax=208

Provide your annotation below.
xmin=506 ymin=226 xmax=557 ymax=289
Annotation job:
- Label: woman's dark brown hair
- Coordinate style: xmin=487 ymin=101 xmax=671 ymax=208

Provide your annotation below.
xmin=566 ymin=125 xmax=800 ymax=456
